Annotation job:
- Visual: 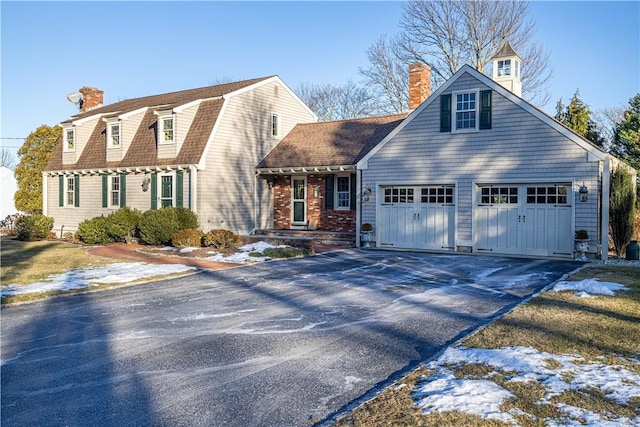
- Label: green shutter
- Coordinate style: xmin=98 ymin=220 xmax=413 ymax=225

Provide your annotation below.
xmin=440 ymin=94 xmax=452 ymax=132
xmin=480 ymin=90 xmax=492 ymax=130
xmin=102 ymin=174 xmax=108 ymax=208
xmin=58 ymin=175 xmax=64 ymax=206
xmin=176 ymin=171 xmax=183 ymax=207
xmin=74 ymin=175 xmax=80 ymax=207
xmin=350 ymin=173 xmax=356 ymax=210
xmin=120 ymin=173 xmax=127 ymax=207
xmin=325 ymin=175 xmax=334 ymax=209
xmin=150 ymin=173 xmax=157 ymax=210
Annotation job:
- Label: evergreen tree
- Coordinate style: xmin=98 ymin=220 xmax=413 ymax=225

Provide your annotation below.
xmin=554 ymin=89 xmax=604 ymax=147
xmin=612 ymin=94 xmax=640 ymax=169
xmin=14 ymin=125 xmax=62 ymax=214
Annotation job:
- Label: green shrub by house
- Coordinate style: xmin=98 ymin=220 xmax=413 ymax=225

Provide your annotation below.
xmin=175 ymin=206 xmax=198 ymax=230
xmin=15 ymin=214 xmax=54 ymax=241
xmin=171 ymin=229 xmax=204 ymax=248
xmin=77 ymin=216 xmax=114 ymax=244
xmin=106 ymin=207 xmax=142 ymax=243
xmin=138 ymin=208 xmax=180 ymax=245
xmin=202 ymin=229 xmax=240 ymax=249
xmin=609 ymin=167 xmax=636 ymax=256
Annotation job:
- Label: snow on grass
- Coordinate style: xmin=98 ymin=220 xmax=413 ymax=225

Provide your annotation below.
xmin=205 ymin=241 xmax=289 ymax=263
xmin=1 ymin=262 xmax=196 ymax=296
xmin=414 ymin=279 xmax=639 ymax=426
xmin=415 ymin=346 xmax=640 ymax=426
xmin=552 ymin=278 xmax=629 ymax=296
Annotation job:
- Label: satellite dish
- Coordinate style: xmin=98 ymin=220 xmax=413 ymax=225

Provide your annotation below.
xmin=66 ymin=92 xmax=84 ymax=110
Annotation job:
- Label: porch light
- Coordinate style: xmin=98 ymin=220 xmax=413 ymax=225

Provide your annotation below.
xmin=579 ymin=183 xmax=588 ymax=202
xmin=141 ymin=176 xmax=151 ymax=192
xmin=363 ymin=186 xmax=372 ymax=202
xmin=313 ymin=186 xmax=320 ymax=198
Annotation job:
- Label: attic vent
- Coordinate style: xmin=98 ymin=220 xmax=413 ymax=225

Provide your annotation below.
xmin=274 ymin=85 xmax=279 ymax=98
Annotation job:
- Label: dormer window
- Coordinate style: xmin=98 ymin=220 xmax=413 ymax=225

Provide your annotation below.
xmin=108 ymin=122 xmax=121 ymax=147
xmin=497 ymin=59 xmax=511 ymax=77
xmin=159 ymin=115 xmax=174 ymax=144
xmin=271 ymin=114 xmax=280 ymax=138
xmin=64 ymin=128 xmax=75 ymax=152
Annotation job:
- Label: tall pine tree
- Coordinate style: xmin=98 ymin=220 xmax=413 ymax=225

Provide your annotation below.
xmin=612 ymin=94 xmax=640 ymax=169
xmin=14 ymin=125 xmax=62 ymax=214
xmin=555 ymin=89 xmax=604 ymax=147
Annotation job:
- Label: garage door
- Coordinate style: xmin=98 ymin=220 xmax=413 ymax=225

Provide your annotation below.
xmin=378 ymin=185 xmax=455 ymax=251
xmin=476 ymin=184 xmax=573 ymax=257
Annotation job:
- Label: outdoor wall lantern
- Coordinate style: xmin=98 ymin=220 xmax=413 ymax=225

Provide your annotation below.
xmin=579 ymin=183 xmax=588 ymax=202
xmin=363 ymin=186 xmax=372 ymax=202
xmin=313 ymin=185 xmax=320 ymax=198
xmin=141 ymin=176 xmax=151 ymax=192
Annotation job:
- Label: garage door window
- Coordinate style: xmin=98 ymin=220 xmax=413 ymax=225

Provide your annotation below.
xmin=526 ymin=186 xmax=568 ymax=204
xmin=421 ymin=187 xmax=453 ymax=204
xmin=481 ymin=187 xmax=518 ymax=204
xmin=384 ymin=187 xmax=414 ymax=203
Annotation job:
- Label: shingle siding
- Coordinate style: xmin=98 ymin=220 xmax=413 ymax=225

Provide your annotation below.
xmin=362 ymin=70 xmax=604 ymax=249
xmin=197 ymin=80 xmax=315 ymax=234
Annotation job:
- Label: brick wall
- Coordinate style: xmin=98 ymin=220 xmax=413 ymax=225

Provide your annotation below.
xmin=272 ymin=174 xmax=356 ymax=232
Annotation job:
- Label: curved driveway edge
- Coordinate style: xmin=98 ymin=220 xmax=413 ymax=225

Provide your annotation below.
xmin=1 ymin=250 xmax=579 ymax=426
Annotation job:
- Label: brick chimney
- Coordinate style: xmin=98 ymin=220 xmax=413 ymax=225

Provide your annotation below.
xmin=78 ymin=86 xmax=104 ymax=112
xmin=409 ymin=63 xmax=431 ymax=110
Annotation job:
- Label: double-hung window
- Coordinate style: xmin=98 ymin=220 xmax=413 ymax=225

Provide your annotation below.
xmin=336 ymin=175 xmax=350 ymax=209
xmin=454 ymin=91 xmax=478 ymax=131
xmin=110 ymin=175 xmax=120 ymax=207
xmin=108 ymin=122 xmax=121 ymax=147
xmin=159 ymin=116 xmax=174 ymax=144
xmin=66 ymin=176 xmax=75 ymax=206
xmin=64 ymin=128 xmax=75 ymax=151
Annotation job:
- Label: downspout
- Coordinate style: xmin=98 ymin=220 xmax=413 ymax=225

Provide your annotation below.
xmin=253 ymin=172 xmax=258 ymax=234
xmin=42 ymin=172 xmax=48 ymax=216
xmin=356 ymin=168 xmax=361 ymax=247
xmin=189 ymin=165 xmax=197 ymax=216
xmin=601 ymin=158 xmax=610 ymax=261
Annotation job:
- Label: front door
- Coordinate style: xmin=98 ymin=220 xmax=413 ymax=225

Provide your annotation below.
xmin=291 ymin=176 xmax=307 ymax=226
xmin=161 ymin=175 xmax=173 ymax=208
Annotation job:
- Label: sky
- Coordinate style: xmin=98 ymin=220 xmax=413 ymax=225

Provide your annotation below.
xmin=2 ymin=241 xmax=638 ymax=425
xmin=1 ymin=1 xmax=639 ymax=163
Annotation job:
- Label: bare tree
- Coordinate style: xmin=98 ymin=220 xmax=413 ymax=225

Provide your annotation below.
xmin=593 ymin=106 xmax=626 ymax=150
xmin=296 ymin=80 xmax=379 ymax=121
xmin=0 ymin=148 xmax=16 ymax=169
xmin=362 ymin=0 xmax=552 ymax=108
xmin=360 ymin=35 xmax=409 ymax=114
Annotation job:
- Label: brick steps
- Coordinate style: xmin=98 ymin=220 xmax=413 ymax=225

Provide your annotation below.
xmin=247 ymin=229 xmax=356 ymax=251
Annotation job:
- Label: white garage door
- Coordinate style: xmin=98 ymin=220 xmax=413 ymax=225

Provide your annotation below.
xmin=378 ymin=185 xmax=455 ymax=251
xmin=476 ymin=184 xmax=573 ymax=257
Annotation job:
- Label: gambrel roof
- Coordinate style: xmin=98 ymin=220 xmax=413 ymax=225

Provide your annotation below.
xmin=46 ymin=77 xmax=273 ymax=172
xmin=257 ymin=113 xmax=408 ymax=173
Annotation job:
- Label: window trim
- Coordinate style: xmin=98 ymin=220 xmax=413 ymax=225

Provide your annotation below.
xmin=109 ymin=175 xmax=121 ymax=208
xmin=158 ymin=114 xmax=175 ymax=144
xmin=271 ymin=113 xmax=280 ymax=138
xmin=452 ymin=89 xmax=480 ymax=133
xmin=63 ymin=175 xmax=79 ymax=207
xmin=335 ymin=174 xmax=351 ymax=210
xmin=63 ymin=128 xmax=75 ymax=152
xmin=497 ymin=59 xmax=511 ymax=77
xmin=107 ymin=122 xmax=121 ymax=148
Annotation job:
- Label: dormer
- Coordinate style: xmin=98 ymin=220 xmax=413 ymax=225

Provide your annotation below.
xmin=491 ymin=42 xmax=522 ymax=97
xmin=154 ymin=108 xmax=177 ymax=159
xmin=103 ymin=115 xmax=122 ymax=162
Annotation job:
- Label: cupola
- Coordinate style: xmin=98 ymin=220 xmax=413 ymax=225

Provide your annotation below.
xmin=491 ymin=42 xmax=522 ymax=97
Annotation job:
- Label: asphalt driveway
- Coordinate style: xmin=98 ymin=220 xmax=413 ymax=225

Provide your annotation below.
xmin=1 ymin=250 xmax=578 ymax=426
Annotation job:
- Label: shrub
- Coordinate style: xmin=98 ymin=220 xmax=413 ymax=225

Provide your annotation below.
xmin=175 ymin=206 xmax=198 ymax=230
xmin=361 ymin=223 xmax=373 ymax=232
xmin=15 ymin=214 xmax=54 ymax=241
xmin=575 ymin=230 xmax=589 ymax=240
xmin=609 ymin=167 xmax=636 ymax=256
xmin=262 ymin=247 xmax=308 ymax=258
xmin=172 ymin=229 xmax=204 ymax=248
xmin=62 ymin=231 xmax=76 ymax=241
xmin=139 ymin=208 xmax=180 ymax=245
xmin=106 ymin=207 xmax=142 ymax=243
xmin=77 ymin=216 xmax=114 ymax=244
xmin=203 ymin=229 xmax=240 ymax=249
